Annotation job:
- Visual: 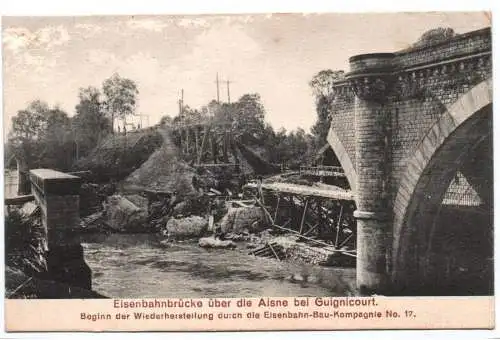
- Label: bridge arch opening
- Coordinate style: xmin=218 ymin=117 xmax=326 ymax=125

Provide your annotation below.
xmin=392 ymin=81 xmax=493 ymax=295
xmin=326 ymin=128 xmax=357 ymax=192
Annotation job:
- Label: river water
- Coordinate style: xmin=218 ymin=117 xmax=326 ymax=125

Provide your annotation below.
xmin=81 ymin=233 xmax=357 ymax=298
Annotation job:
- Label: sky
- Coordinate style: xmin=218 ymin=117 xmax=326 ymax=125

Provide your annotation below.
xmin=2 ymin=12 xmax=490 ymax=134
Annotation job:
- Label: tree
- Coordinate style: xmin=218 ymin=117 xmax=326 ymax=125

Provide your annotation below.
xmin=9 ymin=100 xmax=52 ymax=170
xmin=412 ymin=27 xmax=456 ymax=49
xmin=39 ymin=106 xmax=73 ymax=169
xmin=72 ymin=86 xmax=112 ymax=157
xmin=10 ymin=100 xmax=49 ymax=142
xmin=273 ymin=128 xmax=314 ymax=169
xmin=102 ymin=73 xmax=139 ymax=133
xmin=309 ymin=70 xmax=344 ymax=98
xmin=234 ymin=93 xmax=266 ymax=137
xmin=9 ymin=100 xmax=74 ymax=171
xmin=159 ymin=115 xmax=173 ymax=126
xmin=309 ymin=70 xmax=344 ymax=150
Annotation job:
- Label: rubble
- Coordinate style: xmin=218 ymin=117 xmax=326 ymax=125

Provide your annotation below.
xmin=164 ymin=215 xmax=208 ymax=239
xmin=72 ymin=126 xmax=357 ymax=272
xmin=124 ymin=194 xmax=149 ymax=209
xmin=220 ymin=206 xmax=267 ymax=234
xmin=104 ymin=195 xmax=148 ymax=232
xmin=198 ymin=236 xmax=237 ymax=249
xmin=79 ymin=182 xmax=116 ymax=217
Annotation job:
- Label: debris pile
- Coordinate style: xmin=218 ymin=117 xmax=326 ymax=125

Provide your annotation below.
xmin=79 ymin=182 xmax=116 ymax=216
xmin=164 ymin=215 xmax=208 ymax=239
xmin=104 ymin=195 xmax=149 ymax=232
xmin=74 ymin=126 xmax=357 ymax=270
xmin=219 ymin=206 xmax=267 ymax=234
xmin=198 ymin=236 xmax=237 ymax=249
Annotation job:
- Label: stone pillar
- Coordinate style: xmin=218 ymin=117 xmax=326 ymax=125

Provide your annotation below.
xmin=30 ymin=169 xmax=92 ymax=290
xmin=347 ymin=53 xmax=395 ymax=294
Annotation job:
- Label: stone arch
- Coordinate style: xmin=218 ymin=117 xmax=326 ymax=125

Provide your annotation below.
xmin=391 ymin=79 xmax=493 ymax=293
xmin=326 ymin=128 xmax=357 ymax=193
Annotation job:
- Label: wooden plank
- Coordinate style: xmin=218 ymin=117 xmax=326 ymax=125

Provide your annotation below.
xmin=5 ymin=195 xmax=35 ymax=206
xmin=245 ymin=182 xmax=354 ymax=201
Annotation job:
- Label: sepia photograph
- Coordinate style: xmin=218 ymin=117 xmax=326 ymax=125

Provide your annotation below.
xmin=2 ymin=10 xmax=494 ymax=331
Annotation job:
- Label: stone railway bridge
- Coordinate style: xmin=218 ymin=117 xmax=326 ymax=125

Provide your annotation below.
xmin=327 ymin=27 xmax=493 ymax=295
xmin=5 ymin=28 xmax=492 ymax=297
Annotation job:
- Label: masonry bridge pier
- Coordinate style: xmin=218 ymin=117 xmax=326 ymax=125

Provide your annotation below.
xmin=328 ymin=27 xmax=492 ymax=295
xmin=19 ymin=169 xmax=92 ymax=291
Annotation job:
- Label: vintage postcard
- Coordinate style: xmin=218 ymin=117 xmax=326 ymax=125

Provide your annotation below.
xmin=2 ymin=11 xmax=494 ymax=332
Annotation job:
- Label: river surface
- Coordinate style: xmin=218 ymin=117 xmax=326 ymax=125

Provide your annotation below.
xmin=81 ymin=233 xmax=357 ymax=298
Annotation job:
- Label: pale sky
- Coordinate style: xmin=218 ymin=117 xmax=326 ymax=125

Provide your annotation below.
xmin=2 ymin=12 xmax=490 ymax=134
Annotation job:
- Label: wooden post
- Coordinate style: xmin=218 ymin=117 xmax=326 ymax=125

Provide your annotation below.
xmin=288 ymin=195 xmax=296 ymax=230
xmin=198 ymin=126 xmax=210 ymax=164
xmin=273 ymin=194 xmax=281 ymax=223
xmin=210 ymin=134 xmax=217 ymax=164
xmin=334 ymin=203 xmax=344 ymax=249
xmin=223 ymin=130 xmax=229 ymax=163
xmin=194 ymin=127 xmax=199 ymax=157
xmin=299 ymin=197 xmax=309 ymax=234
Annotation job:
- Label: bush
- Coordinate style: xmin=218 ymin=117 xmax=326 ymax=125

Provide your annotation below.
xmin=5 ymin=208 xmax=34 ymax=255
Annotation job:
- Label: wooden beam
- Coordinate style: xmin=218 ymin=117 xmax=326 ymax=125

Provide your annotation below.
xmin=303 ymin=223 xmax=320 ymax=237
xmin=270 ymin=222 xmax=355 ymax=256
xmin=223 ymin=131 xmax=229 ymax=163
xmin=273 ymin=194 xmax=281 ymax=223
xmin=338 ymin=233 xmax=354 ymax=249
xmin=299 ymin=198 xmax=309 ymax=234
xmin=5 ymin=194 xmax=35 ymax=206
xmin=253 ymin=194 xmax=274 ymax=225
xmin=334 ymin=204 xmax=344 ymax=248
xmin=194 ymin=127 xmax=199 ymax=156
xmin=268 ymin=243 xmax=281 ymax=261
xmin=198 ymin=125 xmax=210 ymax=164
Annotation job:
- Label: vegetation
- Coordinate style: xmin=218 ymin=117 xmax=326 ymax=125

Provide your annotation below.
xmin=73 ymin=86 xmax=112 ymax=157
xmin=7 ymin=69 xmax=336 ymax=175
xmin=102 ymin=73 xmax=139 ymax=133
xmin=309 ymin=69 xmax=345 ymax=151
xmin=412 ymin=27 xmax=456 ymax=49
xmin=5 ymin=207 xmax=46 ymax=276
xmin=6 ymin=73 xmax=136 ymax=172
xmin=171 ymin=92 xmax=317 ymax=170
xmin=8 ymin=100 xmax=75 ymax=171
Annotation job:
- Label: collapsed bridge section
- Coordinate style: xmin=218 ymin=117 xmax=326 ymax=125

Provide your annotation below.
xmin=245 ymin=181 xmax=357 ymax=263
